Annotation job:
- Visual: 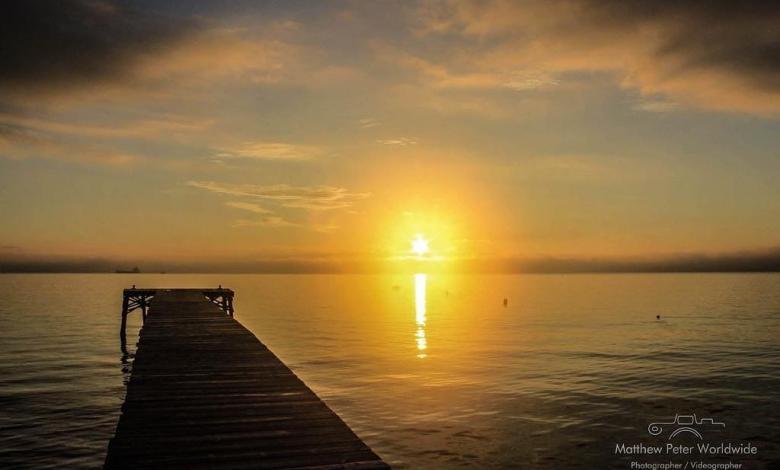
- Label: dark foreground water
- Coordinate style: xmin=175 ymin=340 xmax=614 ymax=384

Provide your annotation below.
xmin=0 ymin=273 xmax=778 ymax=469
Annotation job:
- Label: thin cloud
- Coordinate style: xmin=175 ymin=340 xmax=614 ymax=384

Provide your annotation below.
xmin=0 ymin=112 xmax=213 ymax=139
xmin=313 ymin=223 xmax=340 ymax=234
xmin=232 ymin=217 xmax=300 ymax=228
xmin=377 ymin=137 xmax=418 ymax=146
xmin=502 ymin=71 xmax=559 ymax=91
xmin=225 ymin=201 xmax=273 ymax=214
xmin=633 ymin=99 xmax=679 ymax=113
xmin=359 ymin=118 xmax=381 ymax=129
xmin=515 ymin=154 xmax=669 ymax=182
xmin=187 ymin=181 xmax=371 ymax=211
xmin=0 ymin=123 xmax=143 ymax=166
xmin=215 ymin=142 xmax=322 ymax=161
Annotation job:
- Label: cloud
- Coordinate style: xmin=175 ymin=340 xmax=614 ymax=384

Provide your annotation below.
xmin=313 ymin=223 xmax=340 ymax=234
xmin=232 ymin=217 xmax=299 ymax=228
xmin=225 ymin=201 xmax=273 ymax=214
xmin=0 ymin=112 xmax=213 ymax=140
xmin=633 ymin=99 xmax=680 ymax=113
xmin=0 ymin=1 xmax=308 ymax=109
xmin=377 ymin=137 xmax=418 ymax=146
xmin=414 ymin=0 xmax=780 ymax=114
xmin=215 ymin=142 xmax=322 ymax=161
xmin=0 ymin=122 xmax=143 ymax=166
xmin=359 ymin=118 xmax=382 ymax=129
xmin=187 ymin=181 xmax=371 ymax=211
xmin=502 ymin=71 xmax=559 ymax=91
xmin=517 ymin=153 xmax=671 ymax=183
xmin=0 ymin=0 xmax=194 ymax=94
xmin=225 ymin=200 xmax=342 ymax=232
xmin=373 ymin=43 xmax=509 ymax=91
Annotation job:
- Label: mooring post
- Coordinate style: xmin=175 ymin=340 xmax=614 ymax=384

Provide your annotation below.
xmin=120 ymin=294 xmax=129 ymax=353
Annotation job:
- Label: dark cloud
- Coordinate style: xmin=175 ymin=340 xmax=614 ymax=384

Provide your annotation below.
xmin=0 ymin=0 xmax=194 ymax=93
xmin=425 ymin=0 xmax=780 ymax=113
xmin=586 ymin=0 xmax=780 ymax=92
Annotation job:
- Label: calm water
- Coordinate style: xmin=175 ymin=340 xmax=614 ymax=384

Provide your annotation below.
xmin=0 ymin=273 xmax=778 ymax=469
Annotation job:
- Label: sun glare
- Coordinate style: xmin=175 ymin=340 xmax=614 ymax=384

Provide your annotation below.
xmin=411 ymin=234 xmax=430 ymax=257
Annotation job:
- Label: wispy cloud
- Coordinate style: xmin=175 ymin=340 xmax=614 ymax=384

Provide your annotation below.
xmin=0 ymin=123 xmax=144 ymax=166
xmin=502 ymin=71 xmax=559 ymax=91
xmin=313 ymin=223 xmax=340 ymax=234
xmin=187 ymin=181 xmax=371 ymax=211
xmin=225 ymin=201 xmax=273 ymax=214
xmin=359 ymin=118 xmax=381 ymax=129
xmin=633 ymin=99 xmax=680 ymax=113
xmin=377 ymin=137 xmax=417 ymax=146
xmin=215 ymin=141 xmax=322 ymax=161
xmin=232 ymin=217 xmax=299 ymax=228
xmin=0 ymin=112 xmax=213 ymax=140
xmin=515 ymin=154 xmax=668 ymax=182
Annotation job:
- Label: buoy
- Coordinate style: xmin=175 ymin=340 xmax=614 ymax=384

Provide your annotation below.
xmin=503 ymin=298 xmax=508 ymax=307
xmin=656 ymin=315 xmax=660 ymax=320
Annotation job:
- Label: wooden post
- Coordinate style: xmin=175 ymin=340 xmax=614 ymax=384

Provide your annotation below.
xmin=120 ymin=294 xmax=129 ymax=354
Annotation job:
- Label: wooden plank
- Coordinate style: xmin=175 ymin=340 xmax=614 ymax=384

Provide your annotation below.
xmin=105 ymin=289 xmax=388 ymax=470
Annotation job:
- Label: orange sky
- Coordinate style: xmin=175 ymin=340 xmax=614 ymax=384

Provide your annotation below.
xmin=1 ymin=1 xmax=779 ymax=271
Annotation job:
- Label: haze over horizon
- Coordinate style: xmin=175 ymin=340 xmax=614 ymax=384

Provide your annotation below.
xmin=2 ymin=1 xmax=779 ymax=271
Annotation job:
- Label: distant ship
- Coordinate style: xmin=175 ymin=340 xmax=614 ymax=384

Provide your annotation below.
xmin=116 ymin=266 xmax=141 ymax=274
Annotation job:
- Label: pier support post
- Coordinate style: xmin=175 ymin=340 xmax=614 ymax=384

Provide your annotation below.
xmin=120 ymin=295 xmax=129 ymax=354
xmin=140 ymin=297 xmax=147 ymax=325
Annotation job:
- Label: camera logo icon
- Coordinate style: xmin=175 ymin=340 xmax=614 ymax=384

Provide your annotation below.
xmin=648 ymin=414 xmax=725 ymax=440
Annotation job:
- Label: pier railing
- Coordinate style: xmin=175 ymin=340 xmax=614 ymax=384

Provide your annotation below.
xmin=120 ymin=287 xmax=234 ymax=353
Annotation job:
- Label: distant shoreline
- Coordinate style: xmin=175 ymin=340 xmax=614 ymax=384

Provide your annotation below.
xmin=2 ymin=247 xmax=779 ymax=274
xmin=2 ymin=269 xmax=779 ymax=274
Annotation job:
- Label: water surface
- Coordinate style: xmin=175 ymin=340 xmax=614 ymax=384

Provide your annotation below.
xmin=0 ymin=273 xmax=778 ymax=468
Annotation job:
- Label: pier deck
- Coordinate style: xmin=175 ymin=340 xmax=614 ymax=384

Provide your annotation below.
xmin=106 ymin=289 xmax=388 ymax=469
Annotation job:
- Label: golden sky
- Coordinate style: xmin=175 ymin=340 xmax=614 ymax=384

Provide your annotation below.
xmin=1 ymin=1 xmax=779 ymax=271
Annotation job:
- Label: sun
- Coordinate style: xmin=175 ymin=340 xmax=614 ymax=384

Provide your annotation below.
xmin=411 ymin=234 xmax=430 ymax=257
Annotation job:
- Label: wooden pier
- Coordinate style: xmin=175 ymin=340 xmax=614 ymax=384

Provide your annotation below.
xmin=106 ymin=288 xmax=388 ymax=470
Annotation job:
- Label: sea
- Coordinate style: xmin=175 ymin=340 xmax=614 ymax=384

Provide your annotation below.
xmin=0 ymin=273 xmax=778 ymax=469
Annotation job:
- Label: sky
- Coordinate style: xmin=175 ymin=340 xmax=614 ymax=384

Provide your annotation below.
xmin=1 ymin=0 xmax=779 ymax=272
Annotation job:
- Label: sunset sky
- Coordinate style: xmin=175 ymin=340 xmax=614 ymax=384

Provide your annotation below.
xmin=1 ymin=1 xmax=779 ymax=271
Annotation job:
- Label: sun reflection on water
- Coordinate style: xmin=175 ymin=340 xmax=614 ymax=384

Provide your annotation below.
xmin=414 ymin=273 xmax=427 ymax=358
